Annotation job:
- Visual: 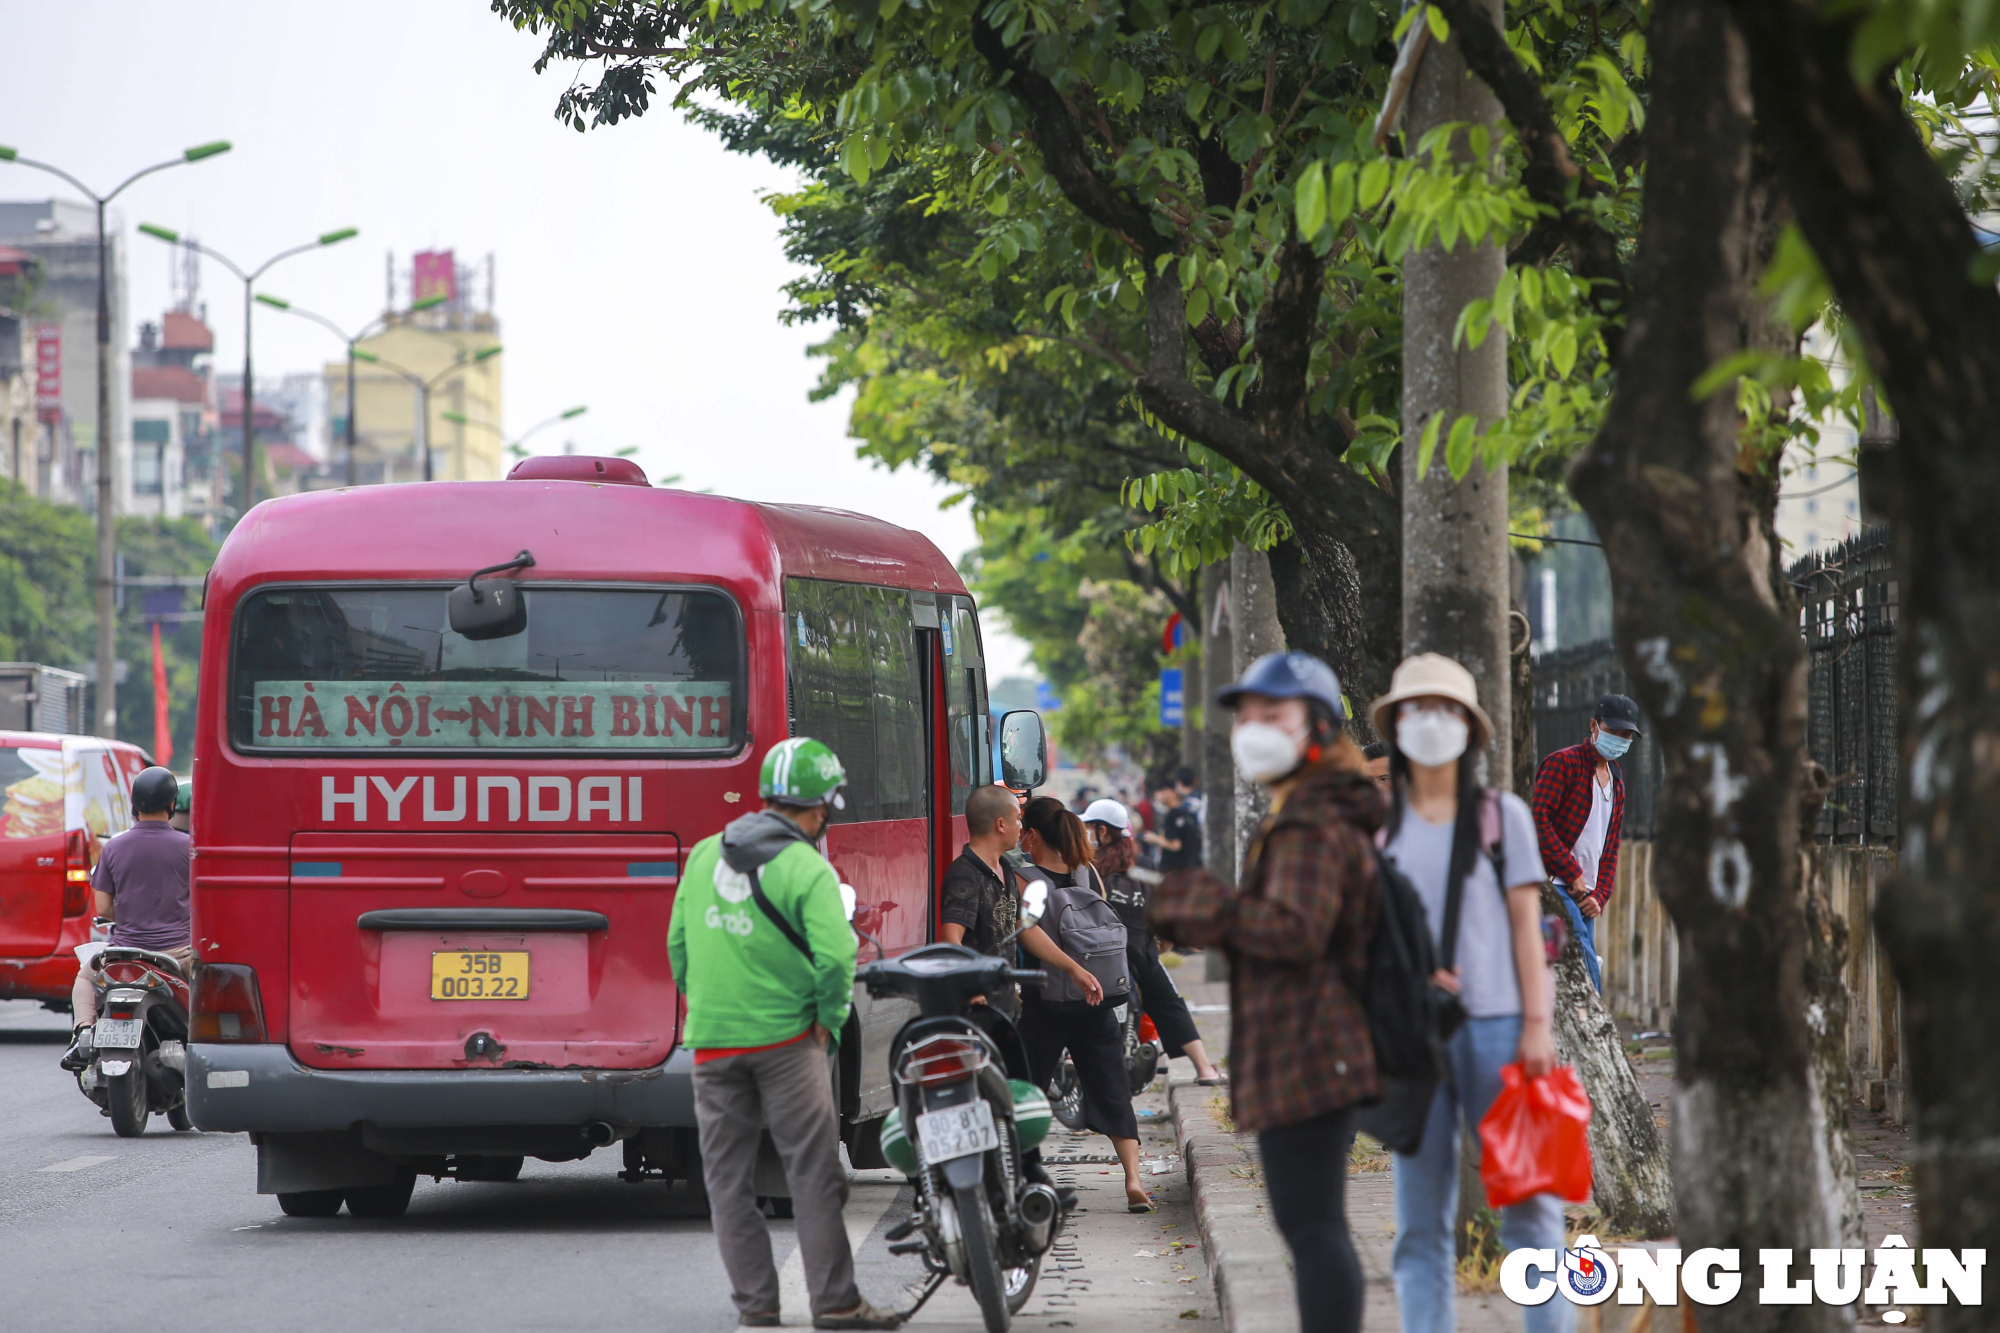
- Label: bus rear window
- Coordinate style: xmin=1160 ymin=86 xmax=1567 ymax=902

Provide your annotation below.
xmin=231 ymin=586 xmax=744 ymax=754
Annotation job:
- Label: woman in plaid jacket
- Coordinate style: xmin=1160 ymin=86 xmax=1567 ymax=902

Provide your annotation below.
xmin=1153 ymin=651 xmax=1381 ymax=1333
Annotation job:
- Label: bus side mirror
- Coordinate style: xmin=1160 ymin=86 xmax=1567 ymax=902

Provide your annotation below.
xmin=449 ymin=549 xmax=535 ymax=641
xmin=998 ymin=710 xmax=1047 ymax=792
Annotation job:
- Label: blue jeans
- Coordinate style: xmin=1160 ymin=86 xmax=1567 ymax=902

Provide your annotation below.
xmin=1390 ymin=1015 xmax=1573 ymax=1333
xmin=1556 ymin=893 xmax=1601 ymax=992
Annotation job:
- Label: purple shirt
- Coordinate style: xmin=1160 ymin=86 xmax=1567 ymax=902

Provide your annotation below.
xmin=92 ymin=820 xmax=191 ymax=952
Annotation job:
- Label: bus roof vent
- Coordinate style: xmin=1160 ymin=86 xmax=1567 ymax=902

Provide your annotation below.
xmin=506 ymin=455 xmax=651 ymax=487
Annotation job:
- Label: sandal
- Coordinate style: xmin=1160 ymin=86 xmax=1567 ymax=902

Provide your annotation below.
xmin=1126 ymin=1190 xmax=1155 ymax=1214
xmin=1194 ymin=1073 xmax=1229 ymax=1086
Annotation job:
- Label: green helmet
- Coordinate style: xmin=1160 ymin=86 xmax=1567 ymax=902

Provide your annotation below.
xmin=760 ymin=737 xmax=847 ymax=809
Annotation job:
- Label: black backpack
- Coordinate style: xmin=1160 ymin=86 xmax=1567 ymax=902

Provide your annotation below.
xmin=1359 ymin=845 xmax=1446 ymax=1080
xmin=1354 ymin=792 xmax=1506 ymax=1155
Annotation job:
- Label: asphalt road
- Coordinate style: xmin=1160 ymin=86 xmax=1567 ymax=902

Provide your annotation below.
xmin=0 ymin=998 xmax=1219 ymax=1333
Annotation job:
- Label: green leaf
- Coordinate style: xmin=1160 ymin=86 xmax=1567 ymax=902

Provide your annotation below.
xmin=1415 ymin=411 xmax=1445 ymax=478
xmin=1424 ymin=4 xmax=1449 ymax=42
xmin=1295 ymin=162 xmax=1327 ymax=239
xmin=1196 ymin=23 xmax=1224 ymax=61
xmin=1185 ymin=82 xmax=1212 ymax=120
xmin=1445 ymin=414 xmax=1477 ymax=479
xmin=1850 ymin=3 xmax=1909 ymax=84
xmin=1358 ymin=158 xmax=1390 ymax=210
xmin=1348 ymin=2 xmax=1378 ymax=46
xmin=1327 ymin=160 xmax=1357 ymax=226
xmin=1186 ymin=287 xmax=1212 ymax=327
xmin=1549 ymin=325 xmax=1578 ymax=378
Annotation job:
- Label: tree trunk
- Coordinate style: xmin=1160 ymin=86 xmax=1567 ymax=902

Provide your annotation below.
xmin=1798 ymin=757 xmax=1864 ymax=1249
xmin=1568 ymin=2 xmax=1843 ymax=1326
xmin=1724 ymin=0 xmax=2000 ymax=1292
xmin=1543 ymin=881 xmax=1679 ymax=1237
xmin=1398 ymin=0 xmax=1512 ymax=783
xmin=1201 ymin=559 xmax=1237 ymax=880
xmin=1230 ymin=543 xmax=1285 ymax=874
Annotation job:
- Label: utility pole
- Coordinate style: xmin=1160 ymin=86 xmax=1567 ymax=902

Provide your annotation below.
xmin=1399 ymin=0 xmax=1512 ymax=782
xmin=1228 ymin=545 xmax=1286 ymax=875
xmin=1199 ymin=561 xmax=1236 ymax=883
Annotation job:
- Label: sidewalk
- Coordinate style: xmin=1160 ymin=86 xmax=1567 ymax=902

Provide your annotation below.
xmin=1171 ymin=972 xmax=1926 ymax=1333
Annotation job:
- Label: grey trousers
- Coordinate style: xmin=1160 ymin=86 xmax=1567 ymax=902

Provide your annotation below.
xmin=693 ymin=1039 xmax=861 ymax=1319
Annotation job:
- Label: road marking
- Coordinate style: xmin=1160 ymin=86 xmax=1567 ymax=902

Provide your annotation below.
xmin=39 ymin=1155 xmax=115 ymax=1173
xmin=777 ymin=1178 xmax=901 ymax=1323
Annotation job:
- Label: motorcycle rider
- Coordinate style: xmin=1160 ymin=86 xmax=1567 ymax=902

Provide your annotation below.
xmin=666 ymin=737 xmax=902 ymax=1331
xmin=62 ymin=767 xmax=193 ymax=1071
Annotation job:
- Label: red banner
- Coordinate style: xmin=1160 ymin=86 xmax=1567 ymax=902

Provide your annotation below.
xmin=35 ymin=324 xmax=60 ymax=420
xmin=152 ymin=623 xmax=173 ymax=770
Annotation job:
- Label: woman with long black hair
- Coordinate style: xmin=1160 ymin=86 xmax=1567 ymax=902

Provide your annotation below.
xmin=1371 ymin=653 xmax=1568 ymax=1333
xmin=1079 ymin=798 xmax=1226 ymax=1085
xmin=1014 ymin=795 xmax=1152 ymax=1212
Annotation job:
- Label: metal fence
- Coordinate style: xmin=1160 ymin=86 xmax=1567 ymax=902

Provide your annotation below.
xmin=1530 ymin=526 xmax=1898 ymax=844
xmin=1793 ymin=527 xmax=1898 ymax=842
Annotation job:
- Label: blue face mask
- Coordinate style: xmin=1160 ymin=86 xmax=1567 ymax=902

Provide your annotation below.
xmin=1594 ymin=730 xmax=1632 ymax=760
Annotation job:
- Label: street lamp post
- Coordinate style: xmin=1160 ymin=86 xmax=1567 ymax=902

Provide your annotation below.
xmin=254 ymin=292 xmax=446 ymax=486
xmin=0 ymin=139 xmax=230 ymax=738
xmin=353 ymin=345 xmax=503 ymax=482
xmin=137 ymin=224 xmax=357 ymax=514
xmin=441 ymin=404 xmax=587 ymax=461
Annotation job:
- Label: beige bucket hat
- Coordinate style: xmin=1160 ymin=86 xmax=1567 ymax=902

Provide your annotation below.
xmin=1369 ymin=652 xmax=1494 ymax=750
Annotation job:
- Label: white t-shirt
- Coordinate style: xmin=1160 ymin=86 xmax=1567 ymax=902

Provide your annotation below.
xmin=1383 ymin=790 xmax=1547 ymax=1019
xmin=1567 ymin=771 xmax=1614 ymax=896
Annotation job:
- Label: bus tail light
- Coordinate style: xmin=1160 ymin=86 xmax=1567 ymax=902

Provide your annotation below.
xmin=896 ymin=1034 xmax=987 ymax=1088
xmin=191 ymin=964 xmax=267 ymax=1043
xmin=62 ymin=830 xmax=91 ymax=916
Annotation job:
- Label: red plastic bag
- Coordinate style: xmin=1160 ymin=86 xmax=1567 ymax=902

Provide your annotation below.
xmin=1478 ymin=1062 xmax=1593 ymax=1208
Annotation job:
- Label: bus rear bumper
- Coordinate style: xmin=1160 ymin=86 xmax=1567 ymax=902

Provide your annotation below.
xmin=187 ymin=1043 xmax=696 ymax=1134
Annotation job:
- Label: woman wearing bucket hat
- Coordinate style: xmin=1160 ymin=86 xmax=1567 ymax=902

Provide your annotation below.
xmin=1150 ymin=650 xmax=1382 ymax=1333
xmin=1370 ymin=653 xmax=1569 ymax=1333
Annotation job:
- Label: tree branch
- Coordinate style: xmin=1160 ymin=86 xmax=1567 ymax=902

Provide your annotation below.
xmin=971 ymin=16 xmax=1167 ymax=259
xmin=1252 ymin=240 xmax=1327 ymax=432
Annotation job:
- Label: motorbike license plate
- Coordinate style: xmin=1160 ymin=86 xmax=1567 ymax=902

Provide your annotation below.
xmin=430 ymin=951 xmax=530 ymax=1000
xmin=93 ymin=1018 xmax=143 ymax=1050
xmin=916 ymin=1100 xmax=998 ymax=1165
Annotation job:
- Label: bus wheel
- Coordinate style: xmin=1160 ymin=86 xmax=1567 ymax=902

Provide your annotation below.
xmin=277 ymin=1189 xmax=345 ymax=1218
xmin=344 ymin=1171 xmax=417 ymax=1218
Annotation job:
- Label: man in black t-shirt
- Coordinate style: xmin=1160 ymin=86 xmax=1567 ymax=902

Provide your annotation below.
xmin=1144 ymin=783 xmax=1203 ymax=872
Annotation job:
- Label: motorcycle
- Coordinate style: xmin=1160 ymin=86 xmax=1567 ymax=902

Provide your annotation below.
xmin=853 ymin=882 xmax=1061 ymax=1333
xmin=1048 ymin=1001 xmax=1161 ymax=1130
xmin=71 ymin=928 xmax=192 ymax=1137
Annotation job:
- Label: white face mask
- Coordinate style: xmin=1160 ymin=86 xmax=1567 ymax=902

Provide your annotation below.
xmin=1396 ymin=707 xmax=1470 ymax=767
xmin=1232 ymin=720 xmax=1308 ymax=785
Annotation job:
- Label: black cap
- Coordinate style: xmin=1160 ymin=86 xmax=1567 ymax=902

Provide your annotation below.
xmin=1594 ymin=693 xmax=1643 ymax=735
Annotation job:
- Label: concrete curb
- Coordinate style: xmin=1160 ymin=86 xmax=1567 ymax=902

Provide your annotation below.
xmin=1169 ymin=1074 xmax=1300 ymax=1333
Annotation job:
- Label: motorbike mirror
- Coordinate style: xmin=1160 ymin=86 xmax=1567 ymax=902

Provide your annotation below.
xmin=448 ymin=549 xmax=535 ymax=641
xmin=998 ymin=709 xmax=1048 ymax=792
xmin=839 ymin=882 xmax=858 ymax=923
xmin=1019 ymin=880 xmax=1049 ymax=929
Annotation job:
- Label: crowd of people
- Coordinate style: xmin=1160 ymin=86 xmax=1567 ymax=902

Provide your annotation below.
xmin=668 ymin=646 xmax=1635 ymax=1331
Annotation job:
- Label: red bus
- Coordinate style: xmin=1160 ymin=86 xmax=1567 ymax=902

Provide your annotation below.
xmin=187 ymin=456 xmax=1007 ymax=1215
xmin=0 ymin=733 xmax=152 ymax=1007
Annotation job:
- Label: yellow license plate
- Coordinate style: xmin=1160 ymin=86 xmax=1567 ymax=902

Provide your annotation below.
xmin=430 ymin=951 xmax=530 ymax=1000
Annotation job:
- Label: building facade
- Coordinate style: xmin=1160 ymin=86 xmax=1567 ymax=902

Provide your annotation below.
xmin=324 ymin=248 xmax=503 ymax=485
xmin=0 ymin=200 xmax=130 ymax=513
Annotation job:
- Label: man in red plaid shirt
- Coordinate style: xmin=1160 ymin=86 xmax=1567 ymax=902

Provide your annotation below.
xmin=1530 ymin=693 xmax=1642 ymax=992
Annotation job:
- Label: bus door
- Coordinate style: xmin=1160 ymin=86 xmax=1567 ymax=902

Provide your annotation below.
xmin=229 ymin=582 xmax=742 ymax=1071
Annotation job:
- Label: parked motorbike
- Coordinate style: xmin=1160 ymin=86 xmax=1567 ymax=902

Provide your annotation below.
xmin=1048 ymin=1001 xmax=1161 ymax=1130
xmin=854 ymin=882 xmax=1060 ymax=1333
xmin=71 ymin=929 xmax=192 ymax=1137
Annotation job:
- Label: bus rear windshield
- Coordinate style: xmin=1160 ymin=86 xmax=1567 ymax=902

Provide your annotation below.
xmin=231 ymin=586 xmax=743 ymax=754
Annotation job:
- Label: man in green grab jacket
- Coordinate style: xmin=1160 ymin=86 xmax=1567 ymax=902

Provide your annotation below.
xmin=668 ymin=736 xmax=901 ymax=1330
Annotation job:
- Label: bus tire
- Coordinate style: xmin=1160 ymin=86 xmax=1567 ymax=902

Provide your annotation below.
xmin=344 ymin=1170 xmax=417 ymax=1218
xmin=277 ymin=1189 xmax=345 ymax=1218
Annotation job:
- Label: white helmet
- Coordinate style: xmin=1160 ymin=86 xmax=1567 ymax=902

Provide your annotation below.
xmin=1081 ymin=798 xmax=1131 ymax=832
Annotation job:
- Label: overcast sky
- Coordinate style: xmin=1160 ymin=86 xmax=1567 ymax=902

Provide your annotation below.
xmin=0 ymin=3 xmax=1032 ymax=676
